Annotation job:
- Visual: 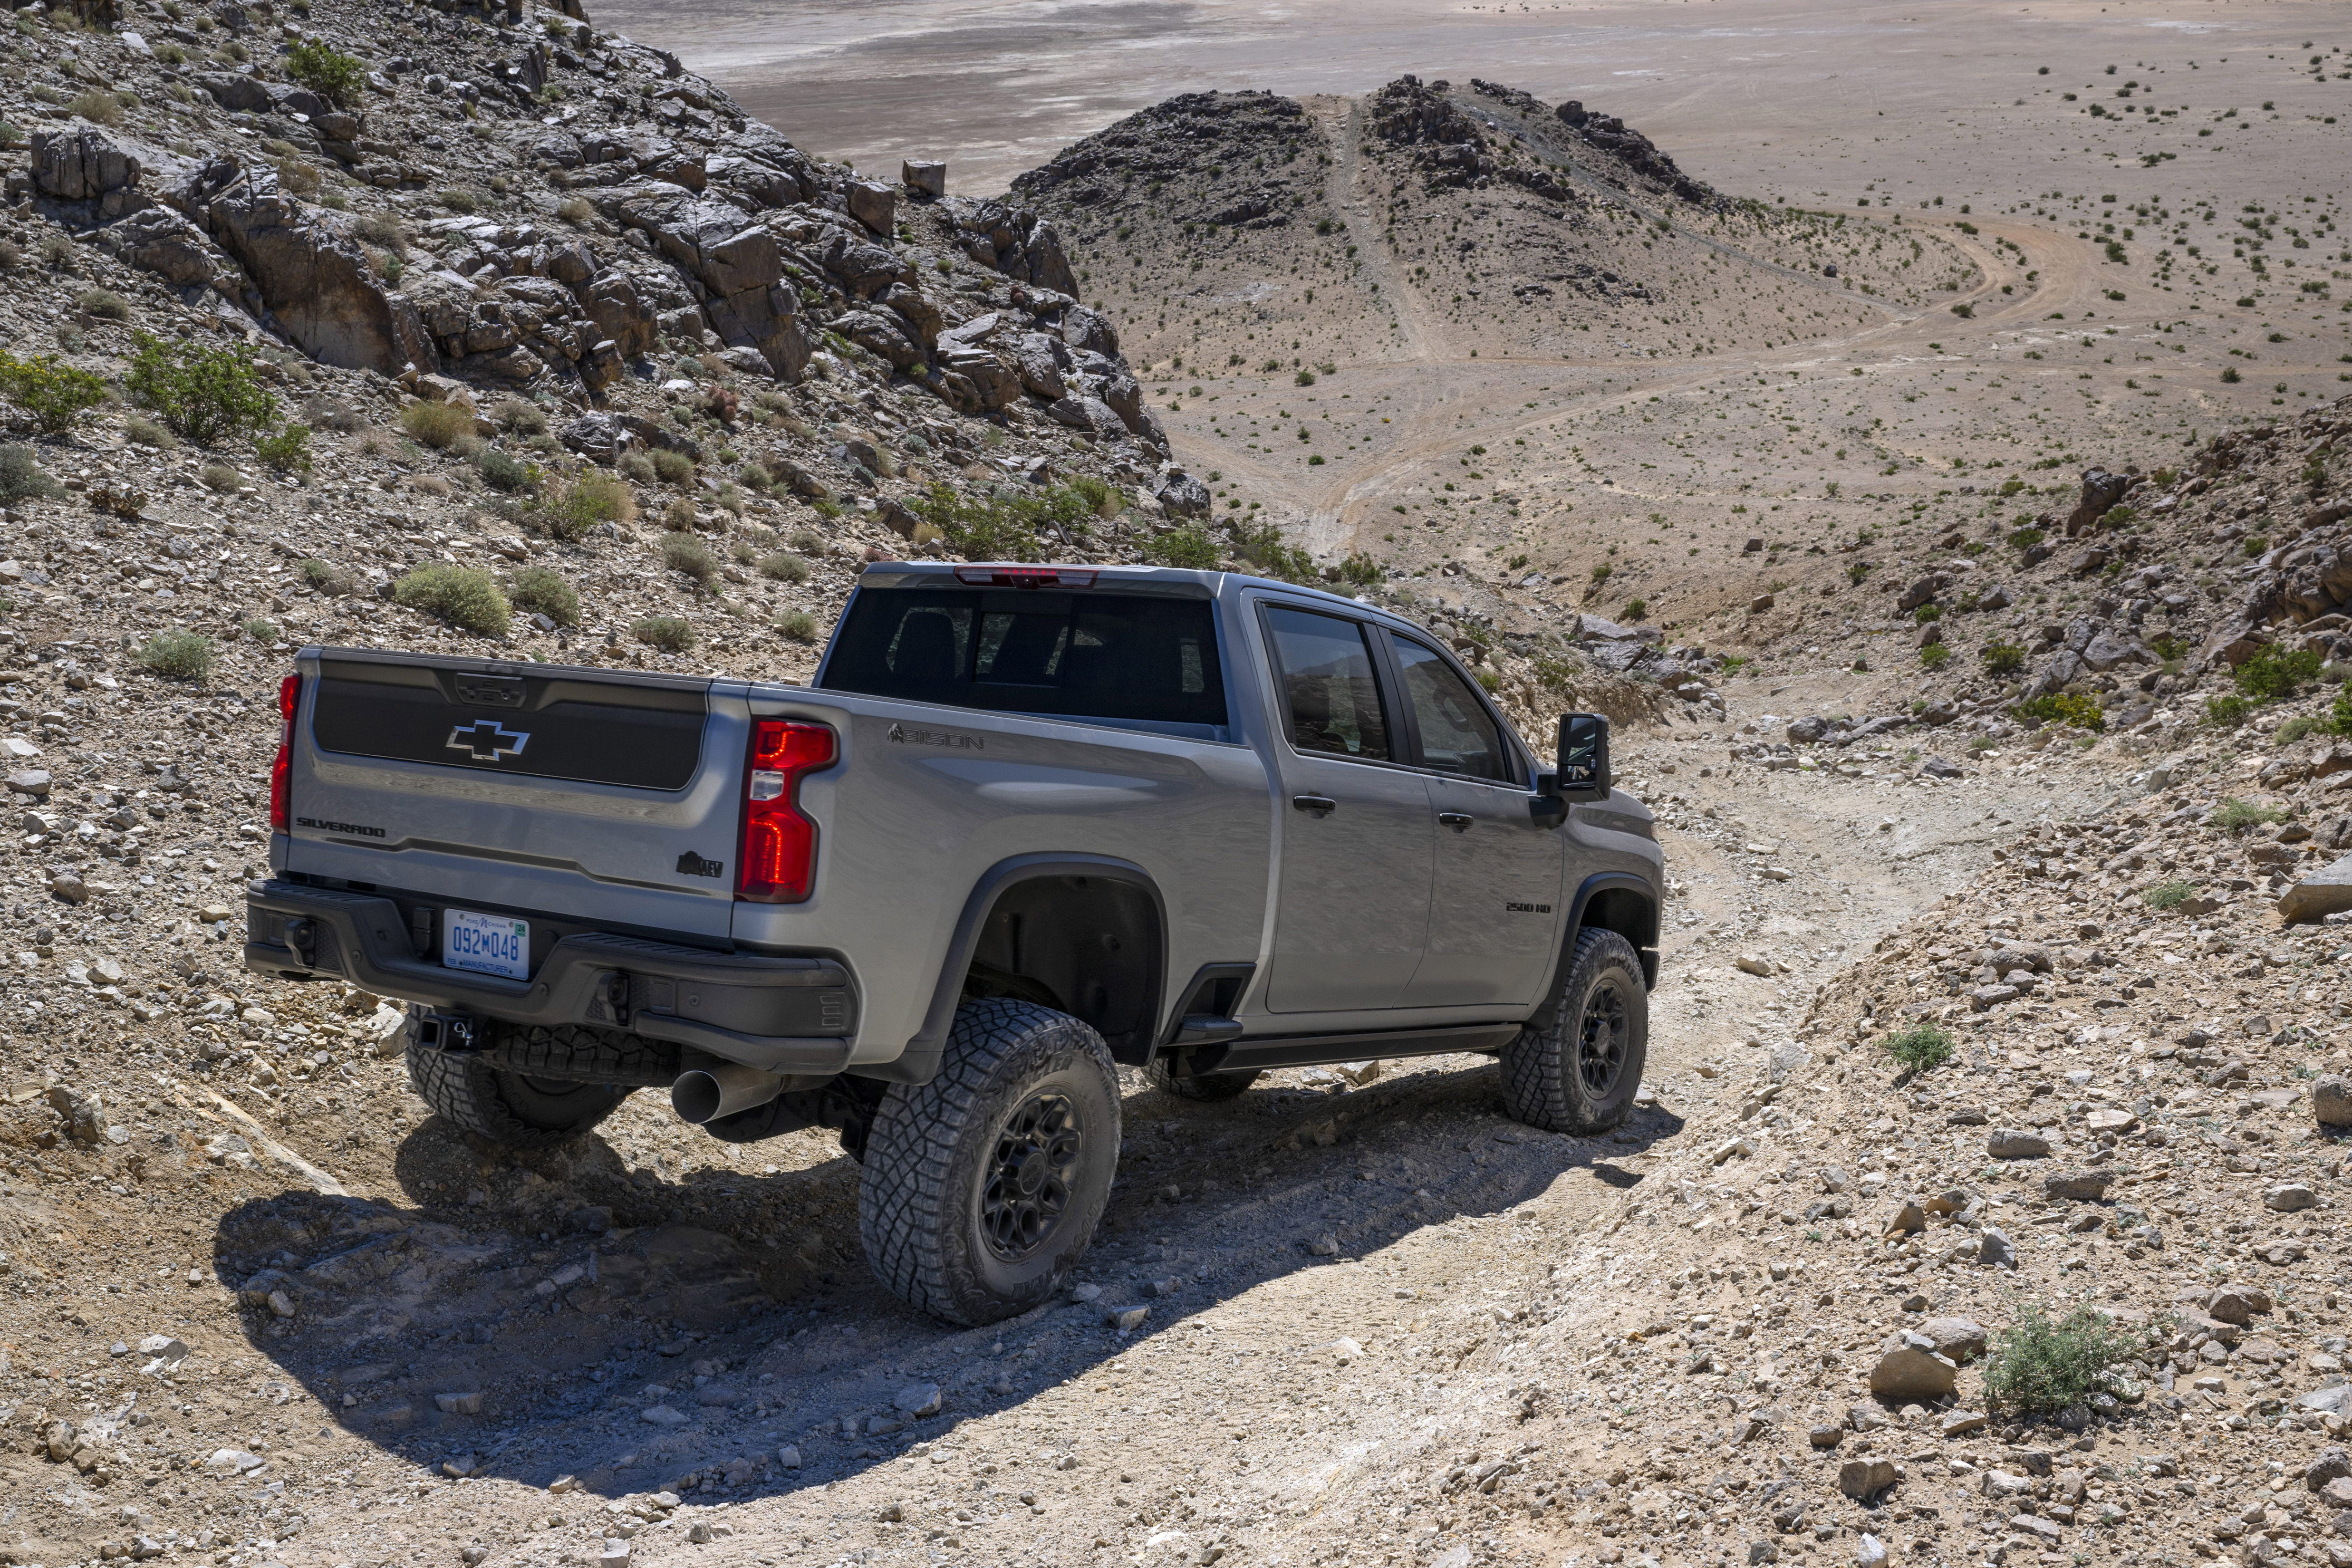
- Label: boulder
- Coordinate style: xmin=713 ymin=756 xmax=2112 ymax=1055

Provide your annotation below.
xmin=2206 ymin=1285 xmax=2273 ymax=1326
xmin=2315 ymin=1075 xmax=2352 ymax=1128
xmin=2280 ymin=855 xmax=2352 ymax=924
xmin=1919 ymin=1316 xmax=1988 ymax=1364
xmin=2066 ymin=469 xmax=2132 ymax=533
xmin=1061 ymin=304 xmax=1119 ymax=356
xmin=1869 ymin=1332 xmax=1958 ymax=1401
xmin=31 ymin=126 xmax=142 ymax=202
xmin=2042 ymin=1170 xmax=2112 ymax=1203
xmin=847 ymin=178 xmax=897 ymax=234
xmin=102 ymin=205 xmax=221 ymax=287
xmin=2266 ymin=1181 xmax=2321 ymax=1213
xmin=1837 ymin=1457 xmax=1899 ymax=1500
xmin=2080 ymin=631 xmax=2152 ymax=672
xmin=606 ymin=190 xmax=808 ymax=379
xmin=1986 ymin=1128 xmax=2050 ymax=1160
xmin=1976 ymin=1227 xmax=2017 ymax=1269
xmin=1154 ymin=471 xmax=1211 ymax=519
xmin=901 ymin=159 xmax=946 ymax=198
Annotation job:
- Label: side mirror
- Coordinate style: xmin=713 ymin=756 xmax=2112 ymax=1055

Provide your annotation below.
xmin=1553 ymin=712 xmax=1610 ymax=802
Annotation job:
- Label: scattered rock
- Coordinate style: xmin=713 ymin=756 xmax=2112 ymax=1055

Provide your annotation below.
xmin=1837 ymin=1457 xmax=1897 ymax=1500
xmin=1986 ymin=1128 xmax=2051 ymax=1160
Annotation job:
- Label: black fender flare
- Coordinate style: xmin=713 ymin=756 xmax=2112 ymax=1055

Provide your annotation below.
xmin=1544 ymin=870 xmax=1660 ymax=1006
xmin=864 ymin=852 xmax=1169 ymax=1085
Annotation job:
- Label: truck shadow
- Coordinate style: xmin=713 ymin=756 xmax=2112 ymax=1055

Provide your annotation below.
xmin=212 ymin=1058 xmax=1681 ymax=1507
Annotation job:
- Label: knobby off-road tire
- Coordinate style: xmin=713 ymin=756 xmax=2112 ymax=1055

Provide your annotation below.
xmin=404 ymin=1021 xmax=633 ymax=1149
xmin=1142 ymin=1057 xmax=1262 ymax=1101
xmin=1499 ymin=928 xmax=1648 ymax=1135
xmin=858 ymin=998 xmax=1122 ymax=1325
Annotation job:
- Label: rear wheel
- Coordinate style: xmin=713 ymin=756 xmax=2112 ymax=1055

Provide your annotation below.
xmin=858 ymin=999 xmax=1121 ymax=1325
xmin=1144 ymin=1056 xmax=1262 ymax=1102
xmin=1499 ymin=928 xmax=1648 ymax=1135
xmin=405 ymin=1022 xmax=632 ymax=1149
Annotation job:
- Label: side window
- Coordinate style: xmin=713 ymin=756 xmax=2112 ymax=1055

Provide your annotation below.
xmin=1389 ymin=634 xmax=1511 ymax=782
xmin=1263 ymin=606 xmax=1390 ymax=761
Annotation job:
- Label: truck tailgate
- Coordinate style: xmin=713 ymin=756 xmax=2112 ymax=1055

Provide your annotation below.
xmin=282 ymin=649 xmax=749 ymax=941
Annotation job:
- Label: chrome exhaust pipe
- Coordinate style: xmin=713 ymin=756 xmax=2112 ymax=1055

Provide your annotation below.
xmin=671 ymin=1062 xmax=786 ymax=1125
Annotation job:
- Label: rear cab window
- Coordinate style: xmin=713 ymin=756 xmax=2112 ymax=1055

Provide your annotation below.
xmin=819 ymin=587 xmax=1233 ymax=741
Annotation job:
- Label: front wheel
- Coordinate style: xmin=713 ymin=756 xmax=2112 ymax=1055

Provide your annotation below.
xmin=858 ymin=999 xmax=1122 ymax=1325
xmin=1498 ymin=928 xmax=1648 ymax=1135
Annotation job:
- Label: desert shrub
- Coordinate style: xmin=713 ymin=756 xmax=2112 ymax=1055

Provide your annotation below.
xmin=0 ymin=351 xmax=107 ymax=435
xmin=557 ymin=196 xmax=596 ymax=226
xmin=125 ymin=333 xmax=277 ymax=443
xmin=506 ymin=566 xmax=579 ymax=627
xmin=2333 ymin=683 xmax=2352 ymax=737
xmin=634 ymin=615 xmax=695 ymax=653
xmin=2212 ymin=796 xmax=2288 ymax=831
xmin=2235 ymin=644 xmax=2323 ymax=702
xmin=199 ymin=462 xmax=243 ymax=493
xmin=275 ymin=156 xmax=322 ymax=198
xmin=300 ymin=396 xmax=364 ymax=434
xmin=1981 ymin=1301 xmax=2136 ymax=1416
xmin=659 ymin=496 xmax=699 ymax=532
xmin=0 ymin=240 xmax=19 ymax=273
xmin=2205 ymin=694 xmax=2252 ymax=727
xmin=254 ymin=423 xmax=312 ymax=472
xmin=394 ymin=563 xmax=511 ymax=635
xmin=2013 ymin=692 xmax=2103 ymax=731
xmin=0 ymin=444 xmax=66 ymax=501
xmin=1919 ymin=642 xmax=1951 ymax=670
xmin=774 ymin=609 xmax=820 ymax=643
xmin=476 ymin=446 xmax=535 ymax=493
xmin=2142 ymin=879 xmax=2196 ymax=910
xmin=285 ymin=37 xmax=365 ymax=108
xmin=399 ymin=400 xmax=472 ymax=450
xmin=2276 ymin=714 xmax=2323 ymax=746
xmin=660 ymin=533 xmax=717 ymax=583
xmin=1063 ymin=473 xmax=1121 ymax=517
xmin=533 ymin=468 xmax=636 ymax=539
xmin=1336 ymin=551 xmax=1386 ymax=587
xmin=137 ymin=629 xmax=214 ymax=681
xmin=788 ymin=528 xmax=826 ymax=554
xmin=1624 ymin=598 xmax=1648 ymax=620
xmin=297 ymin=557 xmax=354 ymax=595
xmin=618 ymin=452 xmax=656 ymax=484
xmin=38 ymin=233 xmax=75 ymax=272
xmin=1883 ymin=1022 xmax=1954 ymax=1072
xmin=1142 ymin=526 xmax=1220 ymax=569
xmin=77 ymin=286 xmax=130 ymax=321
xmin=66 ymin=88 xmax=122 ymax=125
xmin=124 ymin=414 xmax=174 ymax=448
xmin=1230 ymin=519 xmax=1316 ymax=583
xmin=352 ymin=213 xmax=406 ymax=255
xmin=758 ymin=551 xmax=810 ymax=583
xmin=1981 ymin=639 xmax=2025 ymax=675
xmin=651 ymin=448 xmax=694 ymax=485
xmin=492 ymin=398 xmax=548 ymax=436
xmin=242 ymin=617 xmax=279 ymax=643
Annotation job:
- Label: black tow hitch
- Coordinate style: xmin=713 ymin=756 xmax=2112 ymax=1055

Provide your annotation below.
xmin=413 ymin=1011 xmax=485 ymax=1052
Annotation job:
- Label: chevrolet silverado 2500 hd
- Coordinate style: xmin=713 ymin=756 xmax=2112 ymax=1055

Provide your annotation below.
xmin=246 ymin=562 xmax=1662 ymax=1323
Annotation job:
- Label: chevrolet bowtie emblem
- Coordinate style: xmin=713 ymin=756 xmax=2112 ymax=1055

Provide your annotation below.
xmin=446 ymin=719 xmax=531 ymax=762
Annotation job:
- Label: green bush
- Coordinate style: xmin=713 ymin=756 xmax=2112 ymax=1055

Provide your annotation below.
xmin=905 ymin=481 xmax=1105 ymax=563
xmin=775 ymin=609 xmax=820 ymax=643
xmin=533 ymin=469 xmax=635 ymax=539
xmin=394 ymin=563 xmax=511 ymax=636
xmin=0 ymin=350 xmax=108 ymax=435
xmin=1233 ymin=520 xmax=1317 ymax=583
xmin=1624 ymin=598 xmax=1648 ymax=621
xmin=476 ymin=446 xmax=536 ymax=493
xmin=661 ymin=533 xmax=718 ymax=583
xmin=2235 ymin=644 xmax=2323 ymax=702
xmin=1981 ymin=639 xmax=2025 ymax=675
xmin=2205 ymin=693 xmax=2253 ymax=727
xmin=254 ymin=423 xmax=312 ymax=472
xmin=1981 ymin=1301 xmax=2136 ymax=1415
xmin=0 ymin=443 xmax=65 ymax=501
xmin=125 ymin=334 xmax=278 ymax=444
xmin=2212 ymin=796 xmax=2288 ymax=831
xmin=1337 ymin=551 xmax=1386 ymax=586
xmin=634 ymin=615 xmax=695 ymax=653
xmin=1883 ymin=1021 xmax=1954 ymax=1072
xmin=2276 ymin=714 xmax=2323 ymax=746
xmin=399 ymin=400 xmax=472 ymax=450
xmin=2142 ymin=879 xmax=2196 ymax=910
xmin=285 ymin=38 xmax=366 ymax=110
xmin=297 ymin=557 xmax=353 ymax=595
xmin=1141 ymin=526 xmax=1221 ymax=569
xmin=77 ymin=287 xmax=130 ymax=321
xmin=242 ymin=617 xmax=280 ymax=643
xmin=506 ymin=566 xmax=579 ymax=627
xmin=757 ymin=551 xmax=810 ymax=583
xmin=67 ymin=88 xmax=122 ymax=126
xmin=137 ymin=629 xmax=215 ymax=682
xmin=2333 ymin=683 xmax=2352 ymax=737
xmin=200 ymin=462 xmax=244 ymax=494
xmin=125 ymin=413 xmax=174 ymax=448
xmin=651 ymin=449 xmax=695 ymax=485
xmin=2013 ymin=692 xmax=2104 ymax=731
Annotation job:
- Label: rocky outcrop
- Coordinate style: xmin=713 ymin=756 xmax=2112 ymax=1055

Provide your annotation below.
xmin=29 ymin=126 xmax=142 ymax=206
xmin=945 ymin=198 xmax=1077 ymax=294
xmin=1552 ymin=98 xmax=1715 ymax=205
xmin=167 ymin=157 xmax=436 ymax=375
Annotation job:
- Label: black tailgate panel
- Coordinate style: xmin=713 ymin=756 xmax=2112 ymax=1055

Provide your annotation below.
xmin=311 ymin=654 xmax=709 ymax=791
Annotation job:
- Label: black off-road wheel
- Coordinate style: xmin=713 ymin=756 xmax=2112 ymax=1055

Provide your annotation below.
xmin=858 ymin=999 xmax=1121 ymax=1325
xmin=1499 ymin=928 xmax=1648 ymax=1135
xmin=1143 ymin=1056 xmax=1262 ymax=1102
xmin=404 ymin=1022 xmax=633 ymax=1149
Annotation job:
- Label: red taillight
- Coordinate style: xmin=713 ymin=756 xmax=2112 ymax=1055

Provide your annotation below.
xmin=951 ymin=566 xmax=1097 ymax=589
xmin=736 ymin=720 xmax=835 ymax=903
xmin=269 ymin=673 xmax=300 ymax=834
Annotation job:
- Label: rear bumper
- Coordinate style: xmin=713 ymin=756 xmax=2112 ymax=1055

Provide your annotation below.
xmin=242 ymin=880 xmax=856 ymax=1075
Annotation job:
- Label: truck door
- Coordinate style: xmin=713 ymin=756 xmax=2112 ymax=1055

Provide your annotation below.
xmin=1257 ymin=604 xmax=1433 ymax=1013
xmin=1383 ymin=631 xmax=1564 ymax=1008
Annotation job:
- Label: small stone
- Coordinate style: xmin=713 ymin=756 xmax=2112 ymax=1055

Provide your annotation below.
xmin=1855 ymin=1534 xmax=1889 ymax=1568
xmin=1748 ymin=1543 xmax=1779 ymax=1566
xmin=1882 ymin=1199 xmax=1927 ymax=1235
xmin=2321 ymin=1475 xmax=2352 ymax=1509
xmin=775 ymin=1446 xmax=801 ymax=1470
xmin=2317 ymin=1076 xmax=2352 ymax=1128
xmin=2306 ymin=1447 xmax=2352 ymax=1492
xmin=203 ymin=1448 xmax=263 ymax=1476
xmin=892 ymin=1383 xmax=942 ymax=1418
xmin=1305 ymin=1234 xmax=1340 ymax=1256
xmin=1838 ymin=1458 xmax=1898 ymax=1500
xmin=1107 ymin=1306 xmax=1149 ymax=1331
xmin=1068 ymin=1282 xmax=1102 ymax=1303
xmin=597 ymin=1540 xmax=630 ymax=1568
xmin=1986 ymin=1127 xmax=2050 ymax=1159
xmin=1735 ymin=954 xmax=1774 ymax=976
xmin=2266 ymin=1181 xmax=2321 ymax=1212
xmin=1977 ymin=1228 xmax=2017 ymax=1269
xmin=1809 ymin=1424 xmax=1844 ymax=1449
xmin=640 ymin=1405 xmax=688 ymax=1426
xmin=1941 ymin=1409 xmax=1990 ymax=1438
xmin=2279 ymin=855 xmax=2352 ymax=923
xmin=433 ymin=1392 xmax=483 ymax=1415
xmin=1919 ymin=1316 xmax=1988 ymax=1363
xmin=266 ymin=1290 xmax=296 ymax=1319
xmin=1870 ymin=1333 xmax=1959 ymax=1400
xmin=6 ymin=769 xmax=52 ymax=797
xmin=2043 ymin=1169 xmax=2113 ymax=1202
xmin=2208 ymin=1284 xmax=2274 ymax=1325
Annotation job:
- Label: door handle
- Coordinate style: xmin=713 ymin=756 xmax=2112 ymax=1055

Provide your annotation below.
xmin=1437 ymin=811 xmax=1474 ymax=831
xmin=1292 ymin=795 xmax=1337 ymax=816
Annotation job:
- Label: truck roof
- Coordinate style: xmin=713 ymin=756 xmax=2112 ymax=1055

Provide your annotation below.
xmin=852 ymin=559 xmax=1380 ymax=615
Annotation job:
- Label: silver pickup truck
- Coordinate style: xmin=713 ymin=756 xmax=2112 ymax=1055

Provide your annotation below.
xmin=245 ymin=562 xmax=1662 ymax=1322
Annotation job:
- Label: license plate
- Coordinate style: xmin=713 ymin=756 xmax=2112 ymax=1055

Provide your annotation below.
xmin=443 ymin=908 xmax=529 ymax=980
